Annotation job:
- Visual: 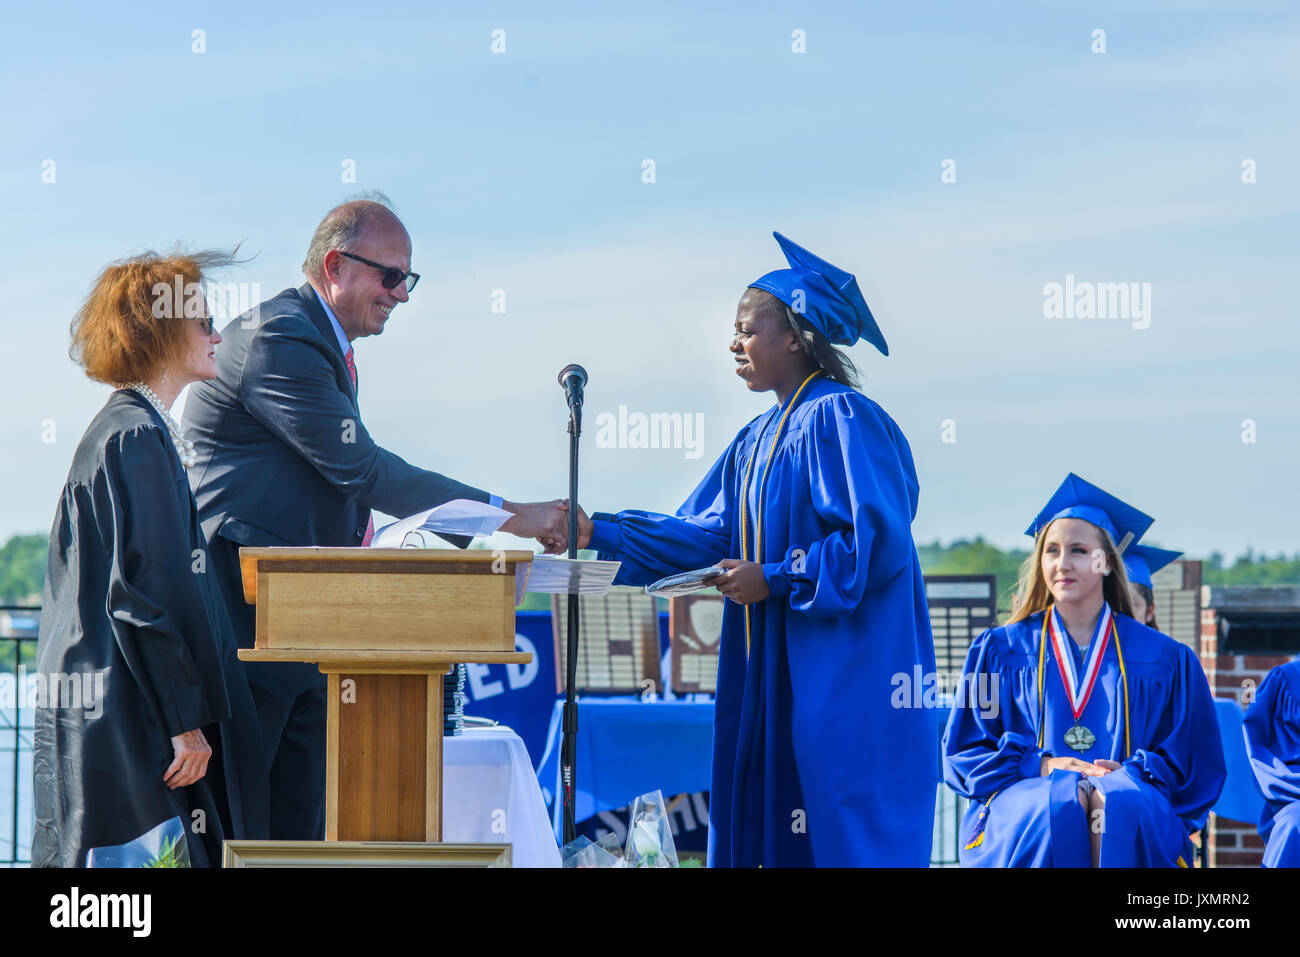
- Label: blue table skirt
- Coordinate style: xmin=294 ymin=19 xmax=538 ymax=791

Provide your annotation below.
xmin=536 ymin=697 xmax=715 ymax=840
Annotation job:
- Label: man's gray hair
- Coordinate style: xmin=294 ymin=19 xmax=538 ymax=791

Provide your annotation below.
xmin=302 ymin=191 xmax=401 ymax=282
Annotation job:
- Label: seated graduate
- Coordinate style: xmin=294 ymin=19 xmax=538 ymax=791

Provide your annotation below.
xmin=569 ymin=232 xmax=936 ymax=867
xmin=32 ymin=249 xmax=267 ymax=867
xmin=942 ymin=474 xmax=1225 ymax=867
xmin=1243 ymin=660 xmax=1300 ymax=867
xmin=1123 ymin=544 xmax=1182 ymax=631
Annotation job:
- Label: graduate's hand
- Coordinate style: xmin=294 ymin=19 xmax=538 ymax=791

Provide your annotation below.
xmin=165 ymin=729 xmax=212 ymax=789
xmin=1093 ymin=759 xmax=1122 ymax=772
xmin=501 ymin=499 xmax=568 ymax=554
xmin=1040 ymin=755 xmax=1110 ymax=777
xmin=706 ymin=559 xmax=770 ymax=605
xmin=554 ymin=501 xmax=593 ymax=551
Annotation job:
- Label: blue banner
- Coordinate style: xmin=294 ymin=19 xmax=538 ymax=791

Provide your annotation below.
xmin=460 ymin=611 xmax=559 ymax=769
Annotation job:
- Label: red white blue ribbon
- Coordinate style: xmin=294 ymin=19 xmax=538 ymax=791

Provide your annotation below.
xmin=1046 ymin=603 xmax=1113 ymax=721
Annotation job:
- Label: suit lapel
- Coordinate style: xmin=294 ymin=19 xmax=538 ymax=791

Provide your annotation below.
xmin=298 ymin=283 xmax=358 ymax=412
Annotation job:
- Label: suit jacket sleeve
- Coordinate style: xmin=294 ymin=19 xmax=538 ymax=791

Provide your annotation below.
xmin=237 ymin=316 xmax=491 ymax=519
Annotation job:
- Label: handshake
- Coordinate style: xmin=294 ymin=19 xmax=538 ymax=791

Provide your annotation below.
xmin=499 ymin=499 xmax=594 ymax=555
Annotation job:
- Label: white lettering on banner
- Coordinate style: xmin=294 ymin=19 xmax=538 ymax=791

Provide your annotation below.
xmin=667 ymin=794 xmax=697 ymax=833
xmin=466 ymin=662 xmax=504 ymax=700
xmin=505 ymin=634 xmax=539 ymax=690
xmin=464 ymin=634 xmax=539 ymax=701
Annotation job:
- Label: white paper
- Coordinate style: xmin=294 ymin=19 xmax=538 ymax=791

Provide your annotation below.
xmin=369 ymin=499 xmax=513 ymax=548
xmin=524 ymin=555 xmax=621 ymax=595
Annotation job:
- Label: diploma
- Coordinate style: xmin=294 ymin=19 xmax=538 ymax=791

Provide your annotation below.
xmin=643 ymin=565 xmax=726 ymax=598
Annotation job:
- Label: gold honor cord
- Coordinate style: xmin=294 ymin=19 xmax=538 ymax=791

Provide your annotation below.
xmin=738 ymin=371 xmax=821 ymax=659
xmin=1035 ymin=606 xmax=1130 ymax=760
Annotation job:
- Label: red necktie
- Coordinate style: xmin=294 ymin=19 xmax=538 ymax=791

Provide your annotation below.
xmin=345 ymin=347 xmax=375 ymax=546
xmin=345 ymin=347 xmax=358 ymax=392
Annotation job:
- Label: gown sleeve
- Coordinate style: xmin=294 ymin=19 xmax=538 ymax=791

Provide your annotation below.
xmin=1243 ymin=664 xmax=1300 ymax=812
xmin=97 ymin=425 xmax=227 ymax=737
xmin=942 ymin=628 xmax=1050 ymax=800
xmin=1122 ymin=643 xmax=1226 ymax=826
xmin=759 ymin=394 xmax=919 ymax=618
xmin=587 ymin=436 xmax=741 ymax=586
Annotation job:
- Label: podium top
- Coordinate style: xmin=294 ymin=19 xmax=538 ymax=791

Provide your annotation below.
xmin=239 ymin=547 xmax=535 ymax=605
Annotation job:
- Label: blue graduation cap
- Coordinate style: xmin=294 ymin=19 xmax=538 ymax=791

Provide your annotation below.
xmin=748 ymin=232 xmax=888 ymax=354
xmin=1024 ymin=473 xmax=1155 ymax=555
xmin=1123 ymin=544 xmax=1183 ymax=588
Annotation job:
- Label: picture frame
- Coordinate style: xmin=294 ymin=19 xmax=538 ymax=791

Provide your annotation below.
xmin=221 ymin=841 xmax=512 ymax=868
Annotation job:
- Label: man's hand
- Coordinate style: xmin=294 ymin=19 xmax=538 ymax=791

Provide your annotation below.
xmin=704 ymin=558 xmax=770 ymax=605
xmin=501 ymin=499 xmax=568 ymax=554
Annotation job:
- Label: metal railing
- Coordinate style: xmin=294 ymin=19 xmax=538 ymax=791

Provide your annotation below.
xmin=1 ymin=606 xmax=39 ymax=866
xmin=2 ymin=603 xmax=963 ymax=867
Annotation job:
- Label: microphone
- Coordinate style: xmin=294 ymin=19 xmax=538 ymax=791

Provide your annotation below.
xmin=557 ymin=363 xmax=588 ymax=411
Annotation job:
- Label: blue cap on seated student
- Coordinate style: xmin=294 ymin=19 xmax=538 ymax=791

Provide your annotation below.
xmin=1123 ymin=543 xmax=1181 ymax=589
xmin=1124 ymin=543 xmax=1182 ymax=629
xmin=1013 ymin=474 xmax=1162 ymax=636
xmin=1024 ymin=472 xmax=1155 ymax=557
xmin=747 ymin=231 xmax=888 ymax=354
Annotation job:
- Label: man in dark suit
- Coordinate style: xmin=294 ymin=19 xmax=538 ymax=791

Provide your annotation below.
xmin=183 ymin=197 xmax=568 ymax=840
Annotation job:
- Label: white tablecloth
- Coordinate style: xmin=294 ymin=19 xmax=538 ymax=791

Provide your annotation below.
xmin=443 ymin=726 xmax=561 ymax=867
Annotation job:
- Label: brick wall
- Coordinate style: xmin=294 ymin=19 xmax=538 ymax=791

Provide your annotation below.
xmin=1214 ymin=650 xmax=1291 ymax=703
xmin=1209 ymin=812 xmax=1267 ymax=868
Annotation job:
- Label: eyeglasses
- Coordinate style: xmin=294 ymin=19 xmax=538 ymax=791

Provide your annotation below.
xmin=339 ymin=251 xmax=420 ymax=292
xmin=199 ymin=316 xmax=215 ymax=336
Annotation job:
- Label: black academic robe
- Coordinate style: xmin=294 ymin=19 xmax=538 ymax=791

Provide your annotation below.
xmin=31 ymin=390 xmax=268 ymax=867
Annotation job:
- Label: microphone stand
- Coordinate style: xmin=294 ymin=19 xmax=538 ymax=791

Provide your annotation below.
xmin=559 ymin=372 xmax=584 ymax=846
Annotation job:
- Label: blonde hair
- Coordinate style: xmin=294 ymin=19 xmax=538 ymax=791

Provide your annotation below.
xmin=1007 ymin=518 xmax=1135 ymax=624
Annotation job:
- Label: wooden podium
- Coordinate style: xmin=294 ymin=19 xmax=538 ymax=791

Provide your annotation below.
xmin=235 ymin=547 xmax=534 ymax=845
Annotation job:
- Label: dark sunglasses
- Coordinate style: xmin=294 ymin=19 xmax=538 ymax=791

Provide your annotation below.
xmin=339 ymin=251 xmax=420 ymax=292
xmin=199 ymin=316 xmax=215 ymax=336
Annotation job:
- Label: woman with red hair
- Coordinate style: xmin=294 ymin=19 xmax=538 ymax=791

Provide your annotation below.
xmin=33 ymin=249 xmax=266 ymax=867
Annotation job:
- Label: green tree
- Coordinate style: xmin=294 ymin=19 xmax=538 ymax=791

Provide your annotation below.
xmin=0 ymin=533 xmax=48 ymax=604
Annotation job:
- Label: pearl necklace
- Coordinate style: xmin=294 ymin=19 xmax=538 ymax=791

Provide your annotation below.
xmin=127 ymin=382 xmax=196 ymax=468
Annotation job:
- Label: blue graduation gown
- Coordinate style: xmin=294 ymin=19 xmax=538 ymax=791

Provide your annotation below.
xmin=942 ymin=610 xmax=1225 ymax=867
xmin=1242 ymin=660 xmax=1300 ymax=867
xmin=588 ymin=377 xmax=936 ymax=867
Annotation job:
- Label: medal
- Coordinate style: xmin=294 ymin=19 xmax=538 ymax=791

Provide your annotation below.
xmin=1045 ymin=604 xmax=1114 ymax=755
xmin=1064 ymin=724 xmax=1096 ymax=752
xmin=1036 ymin=604 xmax=1132 ymax=761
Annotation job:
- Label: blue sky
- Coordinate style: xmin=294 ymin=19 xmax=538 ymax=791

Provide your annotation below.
xmin=1 ymin=1 xmax=1297 ymax=559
